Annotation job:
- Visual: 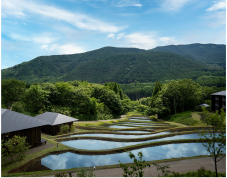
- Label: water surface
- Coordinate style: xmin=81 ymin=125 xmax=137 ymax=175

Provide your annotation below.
xmin=61 ymin=134 xmax=206 ymax=150
xmin=41 ymin=143 xmax=211 ymax=170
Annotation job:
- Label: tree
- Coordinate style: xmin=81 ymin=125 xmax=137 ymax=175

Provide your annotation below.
xmin=152 ymin=81 xmax=161 ymax=97
xmin=23 ymin=84 xmax=49 ymax=113
xmin=198 ymin=107 xmax=226 ymax=177
xmin=1 ymin=78 xmax=26 ymax=110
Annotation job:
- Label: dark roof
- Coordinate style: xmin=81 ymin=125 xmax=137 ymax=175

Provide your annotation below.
xmin=35 ymin=112 xmax=78 ymax=126
xmin=211 ymin=91 xmax=226 ymax=96
xmin=1 ymin=109 xmax=49 ymax=134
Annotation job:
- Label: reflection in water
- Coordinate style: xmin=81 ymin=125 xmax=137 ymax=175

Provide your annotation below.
xmin=61 ymin=134 xmax=207 ymax=150
xmin=109 ymin=125 xmax=135 ymax=129
xmin=68 ymin=132 xmax=172 ymax=138
xmin=129 ymin=118 xmax=151 ymax=121
xmin=41 ymin=143 xmax=211 ymax=170
xmin=114 ymin=131 xmax=151 ymax=133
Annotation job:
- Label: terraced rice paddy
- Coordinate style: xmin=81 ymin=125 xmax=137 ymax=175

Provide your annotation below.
xmin=35 ymin=116 xmax=222 ymax=171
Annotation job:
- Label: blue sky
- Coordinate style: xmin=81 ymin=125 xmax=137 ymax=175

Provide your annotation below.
xmin=1 ymin=0 xmax=226 ymax=69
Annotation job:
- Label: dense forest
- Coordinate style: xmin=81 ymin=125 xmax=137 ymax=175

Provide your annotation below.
xmin=151 ymin=43 xmax=226 ymax=68
xmin=1 ymin=78 xmax=225 ymax=120
xmin=2 ymin=44 xmax=226 ymax=85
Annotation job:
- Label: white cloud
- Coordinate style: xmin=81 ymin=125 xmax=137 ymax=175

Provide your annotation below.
xmin=8 ymin=33 xmax=58 ymax=44
xmin=206 ymin=1 xmax=226 ymax=11
xmin=123 ymin=32 xmax=157 ymax=49
xmin=116 ymin=33 xmax=125 ymax=40
xmin=159 ymin=37 xmax=177 ymax=45
xmin=41 ymin=45 xmax=48 ymax=50
xmin=108 ymin=34 xmax=115 ymax=39
xmin=42 ymin=44 xmax=85 ymax=55
xmin=113 ymin=0 xmax=142 ymax=7
xmin=160 ymin=0 xmax=191 ymax=12
xmin=1 ymin=0 xmax=122 ymax=33
xmin=204 ymin=11 xmax=226 ymax=27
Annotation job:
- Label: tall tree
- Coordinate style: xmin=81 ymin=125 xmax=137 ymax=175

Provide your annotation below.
xmin=152 ymin=81 xmax=161 ymax=97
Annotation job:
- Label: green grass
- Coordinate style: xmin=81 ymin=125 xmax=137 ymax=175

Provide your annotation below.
xmin=166 ymin=111 xmax=198 ymax=126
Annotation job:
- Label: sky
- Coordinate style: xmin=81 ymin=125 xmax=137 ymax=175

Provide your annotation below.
xmin=1 ymin=0 xmax=226 ymax=69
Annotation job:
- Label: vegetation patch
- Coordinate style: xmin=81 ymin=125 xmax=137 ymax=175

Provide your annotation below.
xmin=166 ymin=111 xmax=198 ymax=126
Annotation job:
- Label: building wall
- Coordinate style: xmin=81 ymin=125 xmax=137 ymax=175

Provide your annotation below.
xmin=41 ymin=122 xmax=73 ymax=135
xmin=1 ymin=127 xmax=41 ymax=148
xmin=212 ymin=95 xmax=226 ymax=113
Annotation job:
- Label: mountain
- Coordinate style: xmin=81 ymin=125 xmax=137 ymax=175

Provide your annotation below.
xmin=1 ymin=44 xmax=225 ymax=84
xmin=150 ymin=43 xmax=226 ymax=68
xmin=2 ymin=47 xmax=145 ymax=83
xmin=58 ymin=51 xmax=210 ymax=84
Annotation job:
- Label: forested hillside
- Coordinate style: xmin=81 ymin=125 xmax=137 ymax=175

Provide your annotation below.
xmin=1 ymin=47 xmax=145 ymax=83
xmin=151 ymin=43 xmax=226 ymax=68
xmin=59 ymin=51 xmax=214 ymax=83
xmin=2 ymin=44 xmax=225 ymax=85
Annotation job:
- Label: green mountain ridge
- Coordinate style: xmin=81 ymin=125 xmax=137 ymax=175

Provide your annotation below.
xmin=1 ymin=43 xmax=225 ymax=84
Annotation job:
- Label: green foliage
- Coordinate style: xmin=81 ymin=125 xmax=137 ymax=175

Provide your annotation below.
xmin=152 ymin=81 xmax=161 ymax=97
xmin=76 ymin=168 xmax=96 ymax=177
xmin=60 ymin=124 xmax=70 ymax=134
xmin=168 ymin=166 xmax=226 ymax=177
xmin=2 ymin=135 xmax=30 ymax=162
xmin=197 ymin=107 xmax=226 ymax=177
xmin=91 ymin=85 xmax=123 ymax=115
xmin=23 ymin=84 xmax=49 ymax=113
xmin=166 ymin=111 xmax=198 ymax=126
xmin=151 ymin=43 xmax=226 ymax=68
xmin=1 ymin=78 xmax=26 ymax=109
xmin=55 ymin=171 xmax=70 ymax=177
xmin=119 ymin=151 xmax=150 ymax=177
xmin=70 ymin=125 xmax=75 ymax=133
xmin=153 ymin=163 xmax=172 ymax=177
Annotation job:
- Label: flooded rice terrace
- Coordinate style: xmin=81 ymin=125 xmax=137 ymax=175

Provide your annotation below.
xmin=32 ymin=116 xmax=223 ymax=171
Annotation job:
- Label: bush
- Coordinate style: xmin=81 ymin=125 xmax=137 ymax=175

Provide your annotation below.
xmin=59 ymin=124 xmax=70 ymax=134
xmin=12 ymin=102 xmax=25 ymax=113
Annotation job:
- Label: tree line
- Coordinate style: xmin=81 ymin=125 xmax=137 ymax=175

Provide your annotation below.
xmin=1 ymin=79 xmax=139 ymax=120
xmin=137 ymin=79 xmax=226 ymax=118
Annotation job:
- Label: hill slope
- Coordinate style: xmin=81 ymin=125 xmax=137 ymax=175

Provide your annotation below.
xmin=150 ymin=43 xmax=226 ymax=68
xmin=1 ymin=44 xmax=225 ymax=84
xmin=58 ymin=51 xmax=212 ymax=84
xmin=1 ymin=47 xmax=145 ymax=83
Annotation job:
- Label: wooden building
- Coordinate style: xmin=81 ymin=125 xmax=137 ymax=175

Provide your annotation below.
xmin=35 ymin=112 xmax=78 ymax=135
xmin=211 ymin=91 xmax=226 ymax=113
xmin=1 ymin=109 xmax=49 ymax=148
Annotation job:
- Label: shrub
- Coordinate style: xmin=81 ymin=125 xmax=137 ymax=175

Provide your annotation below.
xmin=63 ymin=125 xmax=69 ymax=133
xmin=119 ymin=151 xmax=150 ymax=177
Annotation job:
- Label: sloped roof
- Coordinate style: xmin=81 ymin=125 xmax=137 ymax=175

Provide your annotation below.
xmin=199 ymin=103 xmax=210 ymax=107
xmin=35 ymin=112 xmax=78 ymax=126
xmin=211 ymin=91 xmax=226 ymax=96
xmin=1 ymin=109 xmax=49 ymax=134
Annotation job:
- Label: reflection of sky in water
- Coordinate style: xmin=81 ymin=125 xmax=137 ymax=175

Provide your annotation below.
xmin=114 ymin=131 xmax=151 ymax=133
xmin=129 ymin=118 xmax=151 ymax=121
xmin=68 ymin=132 xmax=171 ymax=138
xmin=41 ymin=143 xmax=212 ymax=170
xmin=61 ymin=134 xmax=208 ymax=150
xmin=125 ymin=124 xmax=167 ymax=127
xmin=109 ymin=125 xmax=135 ymax=129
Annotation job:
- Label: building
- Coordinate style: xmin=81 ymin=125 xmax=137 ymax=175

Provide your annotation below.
xmin=35 ymin=112 xmax=78 ymax=135
xmin=211 ymin=91 xmax=226 ymax=113
xmin=1 ymin=109 xmax=49 ymax=148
